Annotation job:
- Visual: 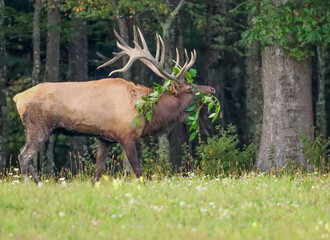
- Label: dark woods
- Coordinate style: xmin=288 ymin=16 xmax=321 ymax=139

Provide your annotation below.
xmin=0 ymin=0 xmax=329 ymax=177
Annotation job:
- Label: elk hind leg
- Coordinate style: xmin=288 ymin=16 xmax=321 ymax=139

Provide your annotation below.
xmin=121 ymin=140 xmax=142 ymax=178
xmin=19 ymin=126 xmax=50 ymax=183
xmin=93 ymin=139 xmax=111 ymax=184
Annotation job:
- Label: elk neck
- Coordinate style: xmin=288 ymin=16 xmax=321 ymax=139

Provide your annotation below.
xmin=141 ymin=91 xmax=194 ymax=136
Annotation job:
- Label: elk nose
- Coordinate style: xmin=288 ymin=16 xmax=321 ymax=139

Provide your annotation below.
xmin=211 ymin=87 xmax=216 ymax=94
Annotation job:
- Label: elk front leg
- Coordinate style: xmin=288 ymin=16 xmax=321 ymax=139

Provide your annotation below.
xmin=121 ymin=140 xmax=142 ymax=177
xmin=93 ymin=139 xmax=111 ymax=184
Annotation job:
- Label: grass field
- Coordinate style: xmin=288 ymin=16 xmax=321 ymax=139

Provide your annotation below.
xmin=0 ymin=172 xmax=329 ymax=240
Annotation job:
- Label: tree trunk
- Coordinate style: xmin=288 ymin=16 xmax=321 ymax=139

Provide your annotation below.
xmin=68 ymin=17 xmax=88 ymax=174
xmin=43 ymin=0 xmax=60 ymax=174
xmin=168 ymin=13 xmax=189 ymax=170
xmin=32 ymin=0 xmax=42 ymax=172
xmin=157 ymin=0 xmax=185 ymax=169
xmin=69 ymin=17 xmax=88 ymax=82
xmin=0 ymin=0 xmax=8 ymax=172
xmin=32 ymin=0 xmax=41 ymax=86
xmin=245 ymin=42 xmax=263 ymax=144
xmin=201 ymin=0 xmax=224 ymax=137
xmin=256 ymin=46 xmax=313 ymax=170
xmin=316 ymin=45 xmax=327 ymax=137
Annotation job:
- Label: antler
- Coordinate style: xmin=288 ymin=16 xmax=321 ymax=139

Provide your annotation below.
xmin=97 ymin=26 xmax=196 ymax=84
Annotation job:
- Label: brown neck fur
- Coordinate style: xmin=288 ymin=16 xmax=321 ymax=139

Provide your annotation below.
xmin=142 ymin=91 xmax=194 ymax=136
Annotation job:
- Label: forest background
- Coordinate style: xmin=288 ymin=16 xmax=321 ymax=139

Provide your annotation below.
xmin=0 ymin=0 xmax=329 ymax=177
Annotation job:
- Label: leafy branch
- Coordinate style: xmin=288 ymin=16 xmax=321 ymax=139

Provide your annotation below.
xmin=132 ymin=66 xmax=221 ymax=141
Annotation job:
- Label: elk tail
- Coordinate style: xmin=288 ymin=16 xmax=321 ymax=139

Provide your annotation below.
xmin=13 ymin=93 xmax=21 ymax=104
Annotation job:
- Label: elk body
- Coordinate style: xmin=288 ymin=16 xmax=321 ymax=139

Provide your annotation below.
xmin=14 ymin=27 xmax=215 ymax=183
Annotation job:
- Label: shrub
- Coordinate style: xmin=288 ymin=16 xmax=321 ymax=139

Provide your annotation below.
xmin=139 ymin=137 xmax=171 ymax=177
xmin=196 ymin=125 xmax=257 ymax=176
xmin=302 ymin=135 xmax=330 ymax=172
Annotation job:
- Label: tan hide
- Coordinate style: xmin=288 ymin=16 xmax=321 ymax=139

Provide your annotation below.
xmin=13 ymin=78 xmax=152 ymax=142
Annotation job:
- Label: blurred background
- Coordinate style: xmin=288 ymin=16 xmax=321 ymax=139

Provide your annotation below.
xmin=0 ymin=0 xmax=329 ymax=177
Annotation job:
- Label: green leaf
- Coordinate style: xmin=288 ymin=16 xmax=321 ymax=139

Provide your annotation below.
xmin=186 ymin=104 xmax=197 ymax=112
xmin=189 ymin=131 xmax=198 ymax=141
xmin=146 ymin=111 xmax=153 ymax=122
xmin=188 ymin=68 xmax=197 ymax=77
xmin=209 ymin=113 xmax=217 ymax=118
xmin=131 ymin=118 xmax=140 ymax=127
xmin=208 ymin=102 xmax=215 ymax=112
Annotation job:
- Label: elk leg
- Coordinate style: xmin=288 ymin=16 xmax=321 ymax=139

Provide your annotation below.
xmin=121 ymin=141 xmax=142 ymax=177
xmin=19 ymin=142 xmax=42 ymax=183
xmin=18 ymin=126 xmax=50 ymax=183
xmin=93 ymin=139 xmax=111 ymax=184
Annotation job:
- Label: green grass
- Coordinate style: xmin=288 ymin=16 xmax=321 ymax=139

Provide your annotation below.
xmin=0 ymin=172 xmax=329 ymax=240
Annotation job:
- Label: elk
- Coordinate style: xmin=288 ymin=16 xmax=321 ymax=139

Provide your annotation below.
xmin=14 ymin=26 xmax=215 ymax=183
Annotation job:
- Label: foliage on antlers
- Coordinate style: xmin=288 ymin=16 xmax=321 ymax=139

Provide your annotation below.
xmin=99 ymin=26 xmax=221 ymax=141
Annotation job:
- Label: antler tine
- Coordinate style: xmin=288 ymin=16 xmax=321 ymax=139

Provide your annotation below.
xmin=132 ymin=26 xmax=140 ymax=49
xmin=97 ymin=52 xmax=125 ymax=69
xmin=176 ymin=49 xmax=189 ymax=79
xmin=185 ymin=49 xmax=196 ymax=71
xmin=109 ymin=56 xmax=138 ymax=76
xmin=155 ymin=34 xmax=160 ymax=62
xmin=113 ymin=30 xmax=130 ymax=49
xmin=158 ymin=35 xmax=165 ymax=68
xmin=171 ymin=48 xmax=180 ymax=76
xmin=137 ymin=27 xmax=149 ymax=51
xmin=174 ymin=48 xmax=180 ymax=68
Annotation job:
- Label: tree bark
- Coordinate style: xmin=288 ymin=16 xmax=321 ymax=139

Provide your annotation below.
xmin=32 ymin=0 xmax=41 ymax=86
xmin=245 ymin=42 xmax=263 ymax=144
xmin=201 ymin=0 xmax=224 ymax=137
xmin=256 ymin=46 xmax=313 ymax=170
xmin=0 ymin=0 xmax=8 ymax=172
xmin=45 ymin=0 xmax=60 ymax=83
xmin=32 ymin=0 xmax=42 ymax=172
xmin=316 ymin=45 xmax=327 ymax=137
xmin=69 ymin=17 xmax=88 ymax=82
xmin=155 ymin=0 xmax=185 ymax=169
xmin=43 ymin=0 xmax=60 ymax=174
xmin=68 ymin=16 xmax=88 ymax=174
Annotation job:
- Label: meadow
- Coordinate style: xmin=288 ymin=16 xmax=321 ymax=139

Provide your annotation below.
xmin=0 ymin=172 xmax=329 ymax=240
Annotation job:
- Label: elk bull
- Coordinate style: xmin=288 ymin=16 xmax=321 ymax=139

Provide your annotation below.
xmin=13 ymin=27 xmax=215 ymax=183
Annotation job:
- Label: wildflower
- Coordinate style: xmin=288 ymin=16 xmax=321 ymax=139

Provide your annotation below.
xmin=95 ymin=182 xmax=101 ymax=189
xmin=139 ymin=176 xmax=144 ymax=184
xmin=59 ymin=212 xmax=65 ymax=217
xmin=179 ymin=201 xmax=185 ymax=207
xmin=59 ymin=177 xmax=65 ymax=181
xmin=113 ymin=179 xmax=119 ymax=189
xmin=13 ymin=168 xmax=19 ymax=172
